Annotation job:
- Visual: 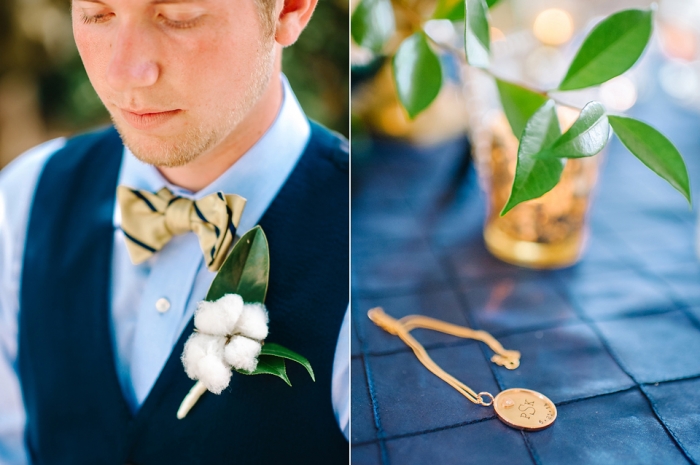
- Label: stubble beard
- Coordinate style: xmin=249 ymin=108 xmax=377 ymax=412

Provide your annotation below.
xmin=113 ymin=39 xmax=276 ymax=168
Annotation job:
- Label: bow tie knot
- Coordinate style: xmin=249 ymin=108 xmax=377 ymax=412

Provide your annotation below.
xmin=164 ymin=198 xmax=195 ymax=236
xmin=117 ymin=186 xmax=246 ymax=271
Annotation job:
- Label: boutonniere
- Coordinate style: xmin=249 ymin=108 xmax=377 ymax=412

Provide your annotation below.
xmin=177 ymin=226 xmax=313 ymax=419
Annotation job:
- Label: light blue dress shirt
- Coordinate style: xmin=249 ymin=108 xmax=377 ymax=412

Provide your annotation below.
xmin=0 ymin=76 xmax=349 ymax=465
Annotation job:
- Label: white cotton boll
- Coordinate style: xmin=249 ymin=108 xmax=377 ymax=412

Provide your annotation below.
xmin=182 ymin=335 xmax=204 ymax=380
xmin=181 ymin=333 xmax=226 ymax=380
xmin=235 ymin=303 xmax=269 ymax=340
xmin=181 ymin=332 xmax=232 ymax=394
xmin=224 ymin=335 xmax=262 ymax=372
xmin=197 ymin=354 xmax=232 ymax=394
xmin=194 ymin=294 xmax=244 ymax=336
xmin=182 ymin=333 xmax=211 ymax=380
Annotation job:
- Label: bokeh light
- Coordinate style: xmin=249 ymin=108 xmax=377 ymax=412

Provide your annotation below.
xmin=533 ymin=9 xmax=574 ymax=46
xmin=600 ymin=76 xmax=638 ymax=111
xmin=491 ymin=27 xmax=506 ymax=42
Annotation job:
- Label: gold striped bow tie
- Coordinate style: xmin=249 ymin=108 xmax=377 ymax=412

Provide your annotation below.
xmin=117 ymin=186 xmax=246 ymax=271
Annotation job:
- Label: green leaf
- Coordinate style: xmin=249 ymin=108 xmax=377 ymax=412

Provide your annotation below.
xmin=234 ymin=344 xmax=315 ymax=386
xmin=261 ymin=343 xmax=315 ymax=382
xmin=558 ymin=9 xmax=652 ymax=91
xmin=609 ymin=115 xmax=691 ymax=205
xmin=538 ymin=101 xmax=610 ymax=158
xmin=433 ymin=0 xmax=464 ymax=21
xmin=236 ymin=355 xmax=291 ymax=386
xmin=351 ymin=0 xmax=396 ymax=53
xmin=435 ymin=0 xmax=499 ymax=18
xmin=495 ymin=78 xmax=548 ymax=139
xmin=206 ymin=226 xmax=269 ymax=304
xmin=393 ymin=33 xmax=443 ymax=119
xmin=464 ymin=0 xmax=491 ymax=68
xmin=501 ymin=100 xmax=564 ymax=216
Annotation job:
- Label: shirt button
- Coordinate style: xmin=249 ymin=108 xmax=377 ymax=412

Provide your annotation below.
xmin=155 ymin=297 xmax=171 ymax=314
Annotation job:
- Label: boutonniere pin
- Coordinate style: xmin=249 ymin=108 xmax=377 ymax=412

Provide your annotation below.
xmin=177 ymin=226 xmax=314 ymax=419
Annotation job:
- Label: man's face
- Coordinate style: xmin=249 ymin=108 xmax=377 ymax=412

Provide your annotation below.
xmin=72 ymin=0 xmax=276 ymax=167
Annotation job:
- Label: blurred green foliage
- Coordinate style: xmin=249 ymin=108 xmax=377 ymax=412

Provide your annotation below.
xmin=0 ymin=0 xmax=348 ymax=137
xmin=285 ymin=0 xmax=349 ymax=137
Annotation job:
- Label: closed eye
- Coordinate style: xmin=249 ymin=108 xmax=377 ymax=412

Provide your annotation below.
xmin=80 ymin=11 xmax=114 ymax=24
xmin=158 ymin=14 xmax=203 ymax=29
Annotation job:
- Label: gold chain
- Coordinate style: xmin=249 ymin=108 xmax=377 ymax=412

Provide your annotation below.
xmin=367 ymin=307 xmax=521 ymax=406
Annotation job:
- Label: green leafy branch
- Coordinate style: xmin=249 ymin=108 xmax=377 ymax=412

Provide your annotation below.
xmin=206 ymin=226 xmax=314 ymax=385
xmin=351 ymin=1 xmax=692 ymax=213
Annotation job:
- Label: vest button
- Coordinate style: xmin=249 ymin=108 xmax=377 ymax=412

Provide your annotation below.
xmin=155 ymin=297 xmax=171 ymax=313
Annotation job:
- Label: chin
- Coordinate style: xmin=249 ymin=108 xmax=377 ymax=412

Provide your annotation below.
xmin=112 ymin=117 xmax=219 ymax=168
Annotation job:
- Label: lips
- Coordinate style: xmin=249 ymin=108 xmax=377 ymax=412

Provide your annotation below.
xmin=119 ymin=108 xmax=183 ymax=130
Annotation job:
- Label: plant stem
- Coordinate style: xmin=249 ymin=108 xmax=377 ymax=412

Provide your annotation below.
xmin=426 ymin=34 xmax=584 ymax=112
xmin=428 ymin=36 xmax=467 ymax=64
xmin=177 ymin=380 xmax=208 ymax=419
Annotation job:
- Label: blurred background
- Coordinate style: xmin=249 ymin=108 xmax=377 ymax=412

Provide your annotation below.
xmin=351 ymin=0 xmax=700 ymax=144
xmin=351 ymin=0 xmax=700 ymax=261
xmin=351 ymin=2 xmax=700 ymax=462
xmin=0 ymin=0 xmax=349 ymax=168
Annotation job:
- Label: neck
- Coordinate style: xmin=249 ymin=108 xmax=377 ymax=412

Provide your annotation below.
xmin=158 ymin=54 xmax=283 ymax=193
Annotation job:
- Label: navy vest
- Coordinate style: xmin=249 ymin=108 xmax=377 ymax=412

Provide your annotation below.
xmin=18 ymin=123 xmax=349 ymax=464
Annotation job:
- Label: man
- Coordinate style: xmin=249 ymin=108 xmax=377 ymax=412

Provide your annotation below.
xmin=0 ymin=0 xmax=348 ymax=463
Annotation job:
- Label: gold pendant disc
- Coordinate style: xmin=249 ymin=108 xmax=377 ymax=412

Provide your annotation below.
xmin=493 ymin=388 xmax=556 ymax=431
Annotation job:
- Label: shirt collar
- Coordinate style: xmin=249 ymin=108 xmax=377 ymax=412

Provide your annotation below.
xmin=114 ymin=74 xmax=311 ymax=234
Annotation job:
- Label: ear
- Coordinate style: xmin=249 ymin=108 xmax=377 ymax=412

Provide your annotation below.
xmin=274 ymin=0 xmax=318 ymax=47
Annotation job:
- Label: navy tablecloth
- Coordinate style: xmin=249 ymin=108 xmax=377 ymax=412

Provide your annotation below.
xmin=351 ymin=90 xmax=700 ymax=464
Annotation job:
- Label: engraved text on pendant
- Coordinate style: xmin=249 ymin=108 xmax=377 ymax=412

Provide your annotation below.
xmin=493 ymin=388 xmax=556 ymax=431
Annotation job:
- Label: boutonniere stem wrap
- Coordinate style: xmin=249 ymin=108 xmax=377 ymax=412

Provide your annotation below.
xmin=177 ymin=226 xmax=314 ymax=419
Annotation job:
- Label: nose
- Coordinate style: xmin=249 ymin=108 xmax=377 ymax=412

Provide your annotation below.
xmin=106 ymin=21 xmax=159 ymax=91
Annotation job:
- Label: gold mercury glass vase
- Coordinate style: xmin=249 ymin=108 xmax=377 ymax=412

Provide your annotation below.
xmin=474 ymin=111 xmax=601 ymax=269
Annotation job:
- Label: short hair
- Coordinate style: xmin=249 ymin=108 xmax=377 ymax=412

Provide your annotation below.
xmin=254 ymin=0 xmax=277 ymax=37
